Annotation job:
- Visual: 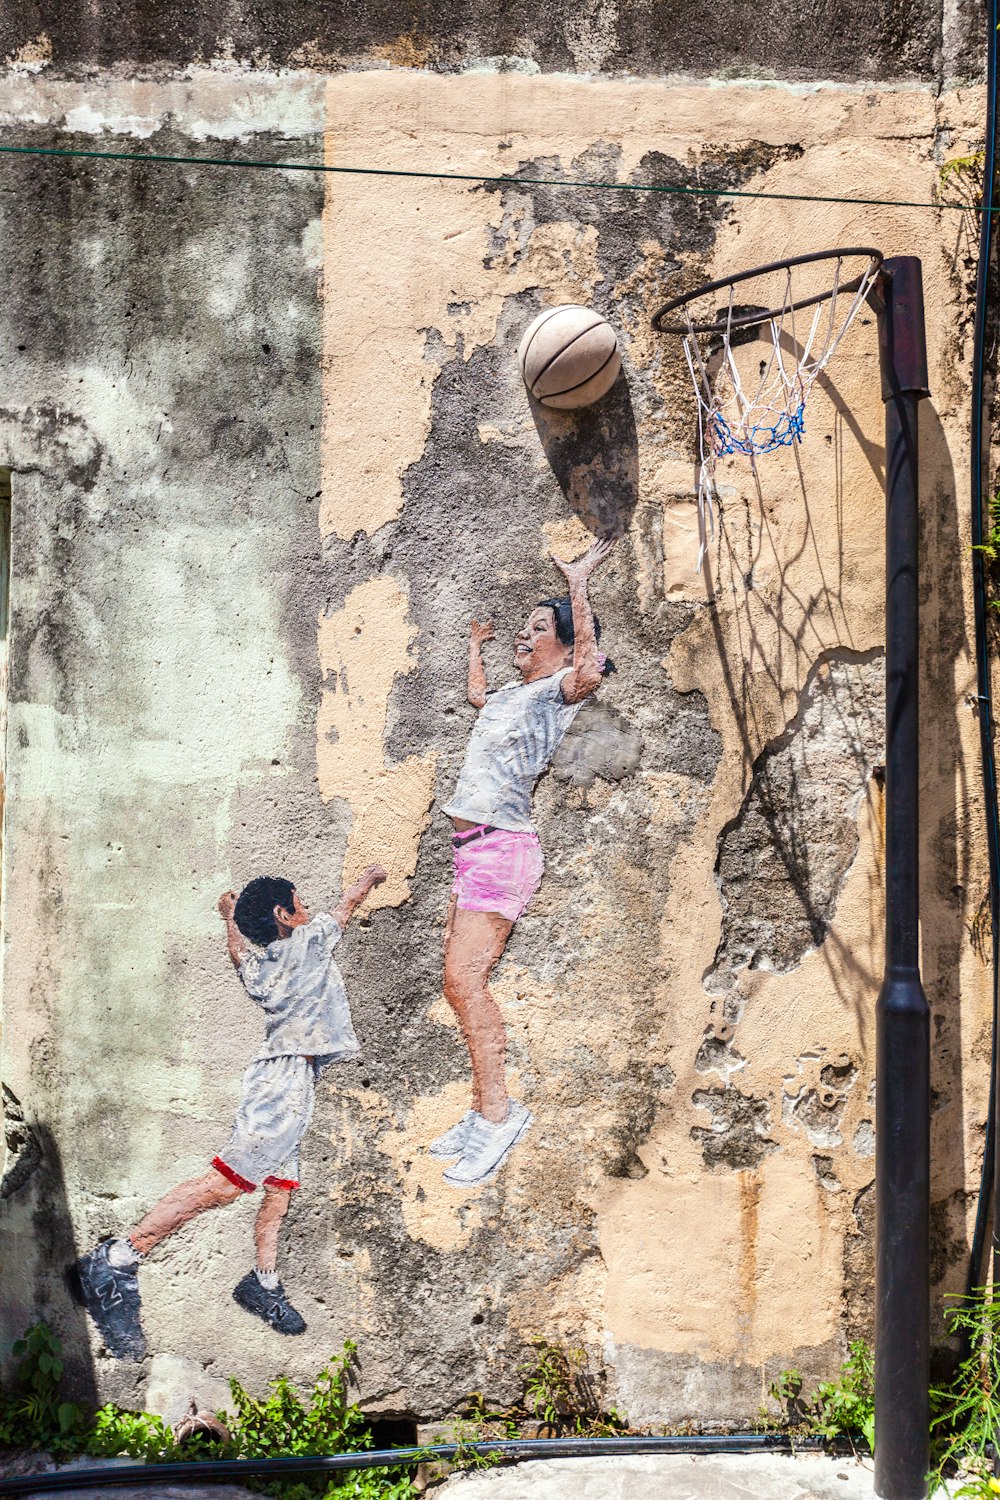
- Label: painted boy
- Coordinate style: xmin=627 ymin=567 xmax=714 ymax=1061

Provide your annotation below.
xmin=75 ymin=863 xmax=386 ymax=1361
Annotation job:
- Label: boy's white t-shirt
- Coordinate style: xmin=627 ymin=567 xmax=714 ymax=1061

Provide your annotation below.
xmin=238 ymin=912 xmax=360 ymax=1066
xmin=443 ymin=667 xmax=583 ymax=833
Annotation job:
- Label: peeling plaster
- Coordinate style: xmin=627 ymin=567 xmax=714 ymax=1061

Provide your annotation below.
xmin=316 ymin=576 xmax=436 ymax=907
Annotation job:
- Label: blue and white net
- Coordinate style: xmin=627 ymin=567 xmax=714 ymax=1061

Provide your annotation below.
xmin=682 ymin=256 xmax=879 ymax=570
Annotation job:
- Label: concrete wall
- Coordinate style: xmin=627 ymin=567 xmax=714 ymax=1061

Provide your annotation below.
xmin=0 ymin=24 xmax=992 ymax=1430
xmin=0 ymin=0 xmax=985 ymax=88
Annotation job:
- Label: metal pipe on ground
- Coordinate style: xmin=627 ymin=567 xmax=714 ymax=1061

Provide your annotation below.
xmin=873 ymin=255 xmax=931 ymax=1500
xmin=0 ymin=1435 xmax=854 ymax=1496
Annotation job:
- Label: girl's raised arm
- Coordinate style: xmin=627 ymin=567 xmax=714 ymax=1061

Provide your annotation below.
xmin=551 ymin=536 xmax=617 ymax=704
xmin=467 ymin=619 xmax=494 ymax=709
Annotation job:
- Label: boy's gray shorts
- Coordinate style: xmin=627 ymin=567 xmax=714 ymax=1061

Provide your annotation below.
xmin=212 ymin=1055 xmax=316 ymax=1192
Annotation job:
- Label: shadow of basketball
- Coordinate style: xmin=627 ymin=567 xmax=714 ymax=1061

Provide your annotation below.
xmin=527 ymin=372 xmax=639 ymax=540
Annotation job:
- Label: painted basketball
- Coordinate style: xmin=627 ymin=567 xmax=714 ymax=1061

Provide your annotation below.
xmin=517 ymin=304 xmax=622 ymax=410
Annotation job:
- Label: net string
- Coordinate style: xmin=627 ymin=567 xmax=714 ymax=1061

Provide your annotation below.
xmin=681 ymin=254 xmax=880 ymax=570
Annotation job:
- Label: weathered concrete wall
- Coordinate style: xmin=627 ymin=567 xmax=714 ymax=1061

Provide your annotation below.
xmin=0 ymin=49 xmax=992 ymax=1430
xmin=0 ymin=0 xmax=985 ymax=88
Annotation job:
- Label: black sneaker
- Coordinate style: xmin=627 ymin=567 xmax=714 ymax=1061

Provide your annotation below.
xmin=74 ymin=1242 xmax=146 ymax=1361
xmin=233 ymin=1272 xmax=307 ymax=1335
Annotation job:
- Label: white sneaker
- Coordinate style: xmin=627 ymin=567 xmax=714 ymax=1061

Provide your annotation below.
xmin=428 ymin=1111 xmax=477 ymax=1160
xmin=443 ymin=1102 xmax=533 ymax=1187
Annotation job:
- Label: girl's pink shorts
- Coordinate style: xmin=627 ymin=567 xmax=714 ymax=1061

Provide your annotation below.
xmin=451 ymin=826 xmax=545 ymax=922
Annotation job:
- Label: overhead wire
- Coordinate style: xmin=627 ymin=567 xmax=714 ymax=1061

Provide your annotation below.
xmin=0 ymin=139 xmax=991 ymax=213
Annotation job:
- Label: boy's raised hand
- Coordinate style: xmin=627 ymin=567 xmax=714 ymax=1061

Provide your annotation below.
xmin=334 ymin=864 xmax=388 ymax=928
xmin=218 ymin=890 xmax=248 ymax=968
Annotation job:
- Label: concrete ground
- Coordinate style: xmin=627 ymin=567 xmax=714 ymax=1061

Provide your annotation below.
xmin=8 ymin=1452 xmax=969 ymax=1499
xmin=16 ymin=1491 xmax=258 ymax=1500
xmin=436 ymin=1453 xmax=881 ymax=1498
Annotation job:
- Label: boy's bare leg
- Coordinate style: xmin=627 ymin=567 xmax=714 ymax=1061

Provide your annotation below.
xmin=443 ymin=906 xmax=514 ymax=1123
xmin=253 ymin=1186 xmax=291 ymax=1275
xmin=76 ymin=1167 xmax=242 ymax=1362
xmin=233 ymin=1184 xmax=305 ymax=1335
xmin=128 ymin=1168 xmax=244 ymax=1256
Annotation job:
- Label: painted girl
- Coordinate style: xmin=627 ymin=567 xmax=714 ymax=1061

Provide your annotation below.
xmin=432 ymin=536 xmax=617 ymax=1187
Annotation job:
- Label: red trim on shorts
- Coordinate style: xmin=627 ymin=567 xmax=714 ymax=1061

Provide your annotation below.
xmin=262 ymin=1175 xmax=300 ymax=1191
xmin=211 ymin=1155 xmax=257 ymax=1193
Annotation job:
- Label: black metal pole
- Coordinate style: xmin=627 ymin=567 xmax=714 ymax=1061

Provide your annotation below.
xmin=874 ymin=255 xmax=931 ymax=1500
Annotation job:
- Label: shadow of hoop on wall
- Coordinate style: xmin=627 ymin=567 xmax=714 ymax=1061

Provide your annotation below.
xmin=527 ymin=373 xmax=639 ymax=540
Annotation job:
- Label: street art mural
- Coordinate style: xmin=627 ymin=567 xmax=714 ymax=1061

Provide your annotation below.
xmin=73 ymin=530 xmax=620 ymax=1357
xmin=1 ymin=61 xmax=988 ymax=1429
xmin=75 ymin=866 xmax=387 ymax=1358
xmin=436 ymin=538 xmax=617 ymax=1186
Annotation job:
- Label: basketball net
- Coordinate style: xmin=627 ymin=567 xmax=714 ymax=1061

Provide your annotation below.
xmin=681 ymin=257 xmax=880 ymax=570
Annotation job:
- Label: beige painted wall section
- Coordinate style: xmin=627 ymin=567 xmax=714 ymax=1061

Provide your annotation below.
xmin=316 ymin=575 xmax=436 ymax=906
xmin=322 ymin=66 xmax=989 ymax=1395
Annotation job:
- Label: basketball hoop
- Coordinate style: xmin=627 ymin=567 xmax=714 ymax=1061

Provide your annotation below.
xmin=652 ymin=247 xmax=884 ymax=569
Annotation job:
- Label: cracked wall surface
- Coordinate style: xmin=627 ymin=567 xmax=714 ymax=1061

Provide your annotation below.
xmin=709 ymin=652 xmax=885 ymax=988
xmin=0 ymin=41 xmax=993 ymax=1432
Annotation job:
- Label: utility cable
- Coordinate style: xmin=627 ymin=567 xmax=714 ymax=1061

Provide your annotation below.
xmin=967 ymin=0 xmax=1000 ymax=1303
xmin=0 ymin=139 xmax=992 ymax=213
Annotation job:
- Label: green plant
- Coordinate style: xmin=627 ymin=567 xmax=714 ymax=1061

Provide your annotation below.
xmin=0 ymin=1327 xmax=416 ymax=1498
xmin=85 ymin=1406 xmax=181 ymax=1464
xmin=227 ymin=1342 xmax=417 ymax=1499
xmin=973 ymin=492 xmax=1000 ymax=563
xmin=930 ymin=1284 xmax=1000 ymax=1495
xmin=0 ymin=1324 xmax=83 ymax=1452
xmin=520 ymin=1338 xmax=630 ymax=1437
xmin=808 ymin=1342 xmax=875 ymax=1449
xmin=939 ymin=149 xmax=987 ymax=203
xmin=521 ymin=1340 xmax=581 ymax=1430
xmin=766 ymin=1341 xmax=874 ymax=1450
xmin=972 ymin=492 xmax=1000 ymax=615
xmin=448 ymin=1336 xmax=630 ymax=1462
xmin=445 ymin=1391 xmax=517 ymax=1472
xmin=766 ymin=1367 xmax=808 ymax=1429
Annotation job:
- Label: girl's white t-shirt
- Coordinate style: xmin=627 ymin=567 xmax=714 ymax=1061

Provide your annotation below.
xmin=443 ymin=667 xmax=582 ymax=833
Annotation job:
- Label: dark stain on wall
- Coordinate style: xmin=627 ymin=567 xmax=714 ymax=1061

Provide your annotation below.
xmin=552 ymin=703 xmax=643 ymax=788
xmin=476 ymin=142 xmax=812 ymax=481
xmin=843 ymin=1180 xmax=874 ymax=1343
xmin=707 ymin=649 xmax=884 ymax=992
xmin=690 ymin=1087 xmax=778 ymax=1170
xmin=0 ymin=0 xmax=970 ymax=85
xmin=0 ymin=1085 xmax=42 ymax=1199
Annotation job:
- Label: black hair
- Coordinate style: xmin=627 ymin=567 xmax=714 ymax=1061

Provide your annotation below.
xmin=537 ymin=596 xmax=616 ymax=675
xmin=234 ymin=876 xmax=296 ymax=948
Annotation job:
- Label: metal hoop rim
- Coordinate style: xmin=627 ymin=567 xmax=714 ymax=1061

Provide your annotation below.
xmin=651 ymin=246 xmax=884 ymax=335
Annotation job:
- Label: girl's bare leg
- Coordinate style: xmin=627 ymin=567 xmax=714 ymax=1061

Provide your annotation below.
xmin=443 ymin=903 xmax=515 ymax=1124
xmin=254 ymin=1186 xmax=291 ymax=1274
xmin=128 ymin=1168 xmax=243 ymax=1256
